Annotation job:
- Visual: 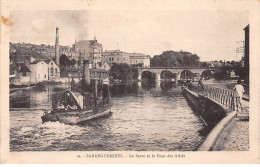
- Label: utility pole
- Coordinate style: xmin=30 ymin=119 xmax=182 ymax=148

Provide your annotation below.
xmin=236 ymin=41 xmax=245 ymax=62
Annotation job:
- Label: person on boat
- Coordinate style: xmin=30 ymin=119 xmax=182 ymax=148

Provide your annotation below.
xmin=198 ymin=77 xmax=204 ymax=89
xmin=97 ymin=91 xmax=103 ymax=105
xmin=233 ymin=79 xmax=245 ymax=104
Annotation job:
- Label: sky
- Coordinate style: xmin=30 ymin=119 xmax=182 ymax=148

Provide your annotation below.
xmin=10 ymin=10 xmax=248 ymax=61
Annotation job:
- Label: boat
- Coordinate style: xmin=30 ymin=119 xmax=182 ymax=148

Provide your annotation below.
xmin=41 ymin=60 xmax=113 ymax=124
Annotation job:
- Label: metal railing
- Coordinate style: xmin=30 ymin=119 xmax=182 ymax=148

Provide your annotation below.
xmin=187 ymin=84 xmax=243 ymax=112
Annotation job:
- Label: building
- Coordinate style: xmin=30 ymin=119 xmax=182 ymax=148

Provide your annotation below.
xmin=129 ymin=53 xmax=150 ymax=68
xmin=75 ymin=37 xmax=103 ymax=69
xmin=243 ymin=24 xmax=249 ymax=85
xmin=45 ymin=60 xmax=60 ymax=81
xmin=30 ymin=60 xmax=49 ymax=83
xmin=9 ymin=63 xmax=31 ymax=85
xmin=101 ymin=50 xmax=150 ymax=67
xmin=90 ymin=69 xmax=110 ymax=83
xmin=60 ymin=46 xmax=81 ymax=61
xmin=101 ymin=50 xmax=129 ymax=64
xmin=65 ymin=67 xmax=110 ymax=83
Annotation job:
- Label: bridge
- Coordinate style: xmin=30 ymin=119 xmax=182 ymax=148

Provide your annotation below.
xmin=137 ymin=67 xmax=216 ymax=81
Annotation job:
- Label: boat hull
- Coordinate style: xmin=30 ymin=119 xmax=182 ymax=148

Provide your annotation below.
xmin=41 ymin=108 xmax=112 ymax=124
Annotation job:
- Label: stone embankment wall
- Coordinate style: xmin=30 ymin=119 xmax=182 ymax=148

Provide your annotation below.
xmin=182 ymin=87 xmax=236 ymax=151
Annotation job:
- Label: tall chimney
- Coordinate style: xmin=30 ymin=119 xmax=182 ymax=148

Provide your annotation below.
xmin=55 ymin=27 xmax=60 ymax=65
xmin=83 ymin=60 xmax=90 ymax=84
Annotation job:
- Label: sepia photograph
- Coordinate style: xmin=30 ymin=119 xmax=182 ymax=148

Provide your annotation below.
xmin=1 ymin=0 xmax=260 ymax=164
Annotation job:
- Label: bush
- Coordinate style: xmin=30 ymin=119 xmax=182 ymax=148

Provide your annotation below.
xmin=34 ymin=82 xmax=46 ymax=91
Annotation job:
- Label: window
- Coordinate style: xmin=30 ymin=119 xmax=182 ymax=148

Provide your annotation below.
xmin=23 ymin=72 xmax=26 ymax=76
xmin=44 ymin=75 xmax=46 ymax=78
xmin=55 ymin=68 xmax=57 ymax=74
xmin=51 ymin=62 xmax=53 ymax=65
xmin=112 ymin=57 xmax=114 ymax=61
xmin=50 ymin=67 xmax=54 ymax=76
xmin=117 ymin=57 xmax=119 ymax=61
xmin=130 ymin=60 xmax=132 ymax=63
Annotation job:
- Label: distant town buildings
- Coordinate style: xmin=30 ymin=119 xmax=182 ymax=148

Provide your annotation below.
xmin=60 ymin=46 xmax=81 ymax=61
xmin=101 ymin=50 xmax=129 ymax=64
xmin=74 ymin=37 xmax=103 ymax=69
xmin=101 ymin=50 xmax=150 ymax=68
xmin=129 ymin=53 xmax=150 ymax=68
xmin=9 ymin=27 xmax=152 ymax=85
xmin=10 ymin=48 xmax=61 ymax=84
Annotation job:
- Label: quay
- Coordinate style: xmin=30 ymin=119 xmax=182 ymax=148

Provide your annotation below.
xmin=182 ymin=81 xmax=249 ymax=151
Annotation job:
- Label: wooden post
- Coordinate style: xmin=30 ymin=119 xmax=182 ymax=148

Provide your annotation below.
xmin=94 ymin=79 xmax=98 ymax=112
xmin=233 ymin=94 xmax=237 ymax=111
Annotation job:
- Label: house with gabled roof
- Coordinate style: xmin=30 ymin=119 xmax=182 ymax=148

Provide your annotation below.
xmin=44 ymin=59 xmax=60 ymax=81
xmin=30 ymin=60 xmax=49 ymax=83
xmin=11 ymin=48 xmax=61 ymax=83
xmin=9 ymin=62 xmax=31 ymax=85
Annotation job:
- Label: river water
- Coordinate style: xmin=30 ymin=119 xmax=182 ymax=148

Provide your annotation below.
xmin=10 ymin=82 xmax=207 ymax=151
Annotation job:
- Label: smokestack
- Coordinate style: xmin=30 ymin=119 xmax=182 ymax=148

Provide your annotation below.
xmin=55 ymin=27 xmax=60 ymax=65
xmin=83 ymin=60 xmax=90 ymax=84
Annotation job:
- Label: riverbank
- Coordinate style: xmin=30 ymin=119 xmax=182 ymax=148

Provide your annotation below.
xmin=202 ymin=80 xmax=249 ymax=151
xmin=190 ymin=79 xmax=249 ymax=151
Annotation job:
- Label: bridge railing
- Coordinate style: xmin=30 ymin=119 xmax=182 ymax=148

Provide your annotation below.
xmin=187 ymin=84 xmax=242 ymax=112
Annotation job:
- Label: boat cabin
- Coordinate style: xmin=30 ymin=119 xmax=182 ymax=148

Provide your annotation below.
xmin=51 ymin=80 xmax=111 ymax=113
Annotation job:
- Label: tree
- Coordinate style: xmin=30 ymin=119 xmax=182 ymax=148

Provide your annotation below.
xmin=110 ymin=63 xmax=138 ymax=81
xmin=200 ymin=62 xmax=208 ymax=67
xmin=151 ymin=50 xmax=200 ymax=67
xmin=213 ymin=68 xmax=229 ymax=80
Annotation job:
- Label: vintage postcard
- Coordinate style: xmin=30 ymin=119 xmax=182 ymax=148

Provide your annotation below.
xmin=1 ymin=0 xmax=260 ymax=164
